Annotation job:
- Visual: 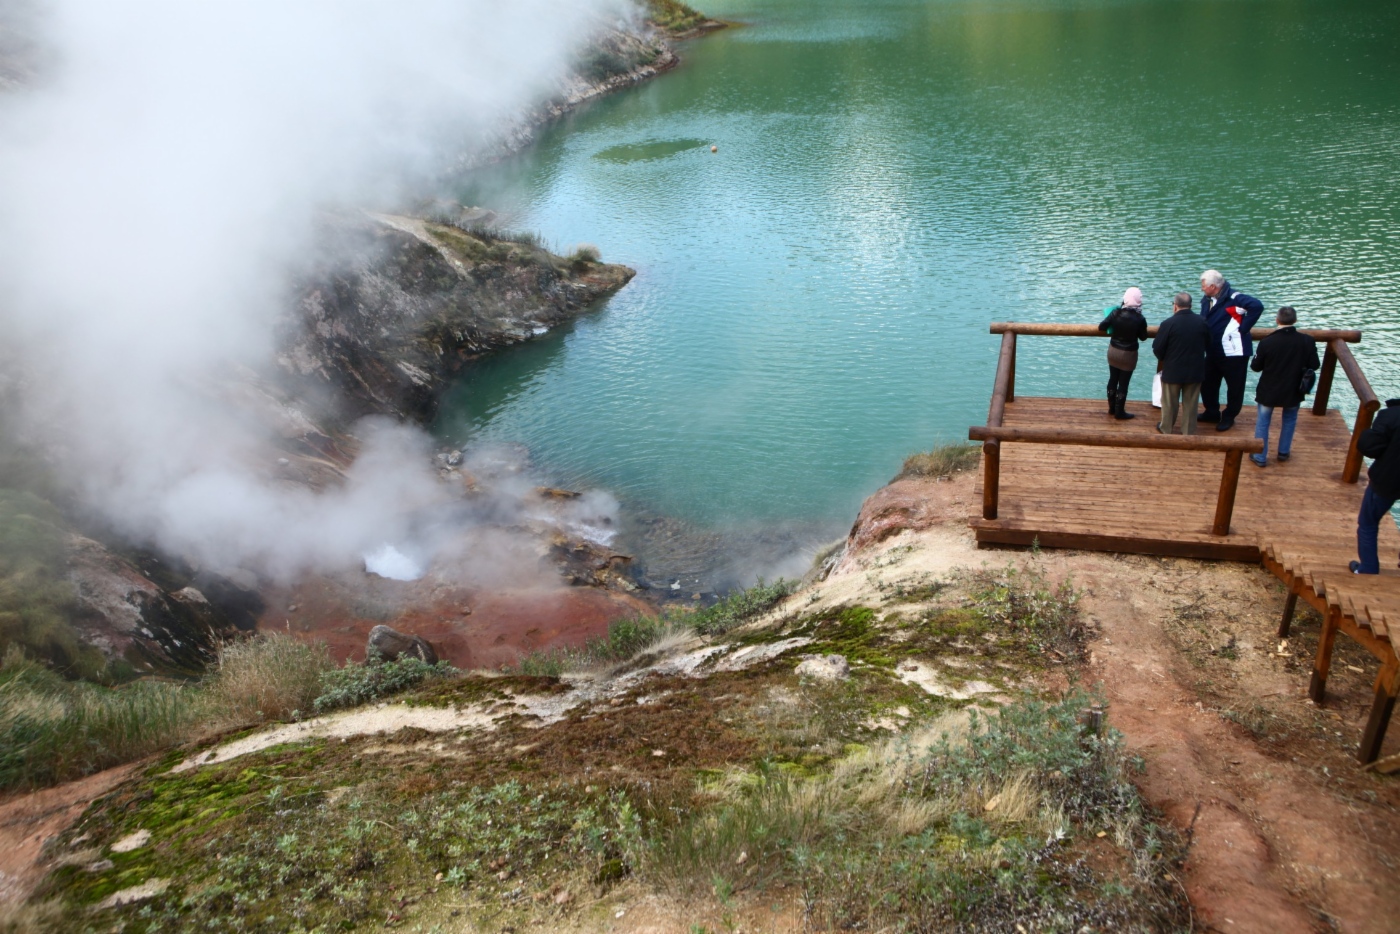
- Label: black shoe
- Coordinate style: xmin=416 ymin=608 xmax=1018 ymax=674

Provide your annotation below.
xmin=1350 ymin=561 xmax=1364 ymax=574
xmin=1278 ymin=453 xmax=1290 ymax=462
xmin=1215 ymin=418 xmax=1234 ymax=432
xmin=1249 ymin=454 xmax=1266 ymax=467
xmin=1198 ymin=412 xmax=1220 ymax=423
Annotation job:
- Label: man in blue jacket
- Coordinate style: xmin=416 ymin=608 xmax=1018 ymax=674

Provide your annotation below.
xmin=1198 ymin=269 xmax=1265 ymax=432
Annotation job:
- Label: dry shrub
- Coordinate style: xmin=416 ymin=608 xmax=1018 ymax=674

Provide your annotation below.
xmin=0 ymin=899 xmax=64 ymax=934
xmin=203 ymin=634 xmax=333 ymax=725
xmin=895 ymin=442 xmax=980 ymax=481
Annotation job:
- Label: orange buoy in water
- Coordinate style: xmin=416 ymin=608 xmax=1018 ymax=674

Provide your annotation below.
xmin=711 ymin=145 xmax=718 ymax=153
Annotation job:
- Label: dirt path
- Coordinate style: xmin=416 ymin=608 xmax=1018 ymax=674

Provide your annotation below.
xmin=1026 ymin=550 xmax=1400 ymax=934
xmin=0 ymin=764 xmax=137 ymax=905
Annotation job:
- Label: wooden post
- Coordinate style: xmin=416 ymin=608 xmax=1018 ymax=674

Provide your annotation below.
xmin=1277 ymin=590 xmax=1298 ymax=639
xmin=1212 ymin=450 xmax=1244 ymax=536
xmin=1309 ymin=605 xmax=1341 ymax=703
xmin=1006 ymin=333 xmax=1016 ymax=403
xmin=982 ymin=441 xmax=1000 ymax=520
xmin=1343 ymin=405 xmax=1377 ymax=484
xmin=1358 ymin=661 xmax=1398 ymax=764
xmin=1313 ymin=342 xmax=1337 ymax=415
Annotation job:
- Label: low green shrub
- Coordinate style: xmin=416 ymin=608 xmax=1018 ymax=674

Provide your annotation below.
xmin=689 ymin=578 xmax=794 ymax=635
xmin=313 ymin=655 xmax=456 ymax=712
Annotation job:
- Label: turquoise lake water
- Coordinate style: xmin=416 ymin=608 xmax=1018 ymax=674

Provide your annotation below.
xmin=439 ymin=0 xmax=1400 ymax=587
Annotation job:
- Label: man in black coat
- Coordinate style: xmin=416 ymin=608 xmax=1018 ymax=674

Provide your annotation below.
xmin=1248 ymin=306 xmax=1319 ymax=467
xmin=1152 ymin=291 xmax=1211 ymax=435
xmin=1198 ymin=269 xmax=1265 ymax=432
xmin=1352 ymin=398 xmax=1400 ymax=574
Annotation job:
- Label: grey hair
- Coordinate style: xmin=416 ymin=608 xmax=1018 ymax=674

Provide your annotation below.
xmin=1201 ymin=269 xmax=1225 ymax=288
xmin=1174 ymin=291 xmax=1192 ymax=309
xmin=1277 ymin=305 xmax=1297 ymax=325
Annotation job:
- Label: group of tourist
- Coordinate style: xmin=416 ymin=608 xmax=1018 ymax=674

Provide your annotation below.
xmin=1096 ymin=269 xmax=1400 ymax=576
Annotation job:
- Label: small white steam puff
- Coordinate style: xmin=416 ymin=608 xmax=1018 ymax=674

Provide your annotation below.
xmin=363 ymin=544 xmax=425 ymax=581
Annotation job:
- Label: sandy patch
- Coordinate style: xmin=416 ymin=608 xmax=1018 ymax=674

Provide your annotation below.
xmin=95 ymin=878 xmax=169 ymax=910
xmin=895 ymin=659 xmax=1001 ymax=700
xmin=172 ymin=695 xmax=571 ymax=772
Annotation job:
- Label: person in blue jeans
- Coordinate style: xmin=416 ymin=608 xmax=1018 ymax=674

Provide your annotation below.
xmin=1248 ymin=306 xmax=1318 ymax=467
xmin=1352 ymin=398 xmax=1400 ymax=574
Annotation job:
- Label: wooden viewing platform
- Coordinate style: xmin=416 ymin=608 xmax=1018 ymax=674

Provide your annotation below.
xmin=967 ymin=322 xmax=1399 ymax=764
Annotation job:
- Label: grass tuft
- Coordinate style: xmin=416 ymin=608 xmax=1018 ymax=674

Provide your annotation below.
xmin=895 ymin=442 xmax=981 ymax=482
xmin=0 ymin=646 xmax=198 ymax=791
xmin=202 ymin=634 xmax=334 ymax=725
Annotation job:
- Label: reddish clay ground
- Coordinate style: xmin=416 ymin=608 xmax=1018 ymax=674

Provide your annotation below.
xmin=261 ymin=573 xmax=654 ymax=669
xmin=0 ymin=764 xmax=136 ymax=905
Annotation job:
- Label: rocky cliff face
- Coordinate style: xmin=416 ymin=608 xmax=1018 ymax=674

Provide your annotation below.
xmin=278 ymin=213 xmax=634 ymax=428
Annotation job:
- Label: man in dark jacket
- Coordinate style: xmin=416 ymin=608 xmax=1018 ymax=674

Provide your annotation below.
xmin=1152 ymin=291 xmax=1211 ymax=435
xmin=1248 ymin=306 xmax=1319 ymax=467
xmin=1352 ymin=398 xmax=1400 ymax=574
xmin=1198 ymin=269 xmax=1265 ymax=432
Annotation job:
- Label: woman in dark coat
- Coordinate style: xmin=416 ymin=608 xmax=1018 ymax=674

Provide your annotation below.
xmin=1249 ymin=305 xmax=1320 ymax=466
xmin=1098 ymin=287 xmax=1150 ymax=420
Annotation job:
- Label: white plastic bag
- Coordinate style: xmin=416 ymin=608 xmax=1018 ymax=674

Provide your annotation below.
xmin=1152 ymin=372 xmax=1163 ymax=409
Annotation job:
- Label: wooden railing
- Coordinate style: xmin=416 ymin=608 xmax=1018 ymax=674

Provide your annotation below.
xmin=984 ymin=322 xmax=1376 ymax=485
xmin=972 ymin=322 xmax=1375 ymax=537
xmin=1315 ymin=339 xmax=1380 ymax=483
xmin=971 ymin=424 xmax=1262 ymax=535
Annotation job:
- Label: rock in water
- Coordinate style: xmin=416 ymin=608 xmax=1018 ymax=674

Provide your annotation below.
xmin=795 ymin=654 xmax=850 ymax=682
xmin=367 ymin=625 xmax=437 ymax=664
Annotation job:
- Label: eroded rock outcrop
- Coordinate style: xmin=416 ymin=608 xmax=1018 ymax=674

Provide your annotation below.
xmin=279 ymin=213 xmax=634 ymax=427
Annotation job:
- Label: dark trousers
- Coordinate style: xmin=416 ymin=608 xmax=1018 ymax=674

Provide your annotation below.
xmin=1107 ymin=367 xmax=1133 ymax=397
xmin=1356 ymin=484 xmax=1398 ymax=574
xmin=1201 ymin=355 xmax=1248 ymax=420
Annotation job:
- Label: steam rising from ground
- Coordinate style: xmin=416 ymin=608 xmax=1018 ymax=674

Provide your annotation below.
xmin=0 ymin=0 xmax=628 ymax=581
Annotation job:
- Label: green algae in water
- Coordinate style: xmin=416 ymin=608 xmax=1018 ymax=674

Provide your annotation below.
xmin=593 ymin=137 xmax=709 ymax=162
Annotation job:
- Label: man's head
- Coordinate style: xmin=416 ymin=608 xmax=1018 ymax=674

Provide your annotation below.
xmin=1200 ymin=269 xmax=1225 ymax=298
xmin=1174 ymin=291 xmax=1192 ymax=312
xmin=1277 ymin=305 xmax=1297 ymax=327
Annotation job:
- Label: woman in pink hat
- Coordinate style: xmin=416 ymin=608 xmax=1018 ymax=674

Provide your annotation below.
xmin=1097 ymin=287 xmax=1149 ymax=420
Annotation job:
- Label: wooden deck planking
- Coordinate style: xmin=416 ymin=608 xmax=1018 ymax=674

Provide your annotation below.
xmin=973 ymin=396 xmax=1380 ymax=555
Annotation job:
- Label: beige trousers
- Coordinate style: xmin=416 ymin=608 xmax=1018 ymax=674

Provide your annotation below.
xmin=1160 ymin=382 xmax=1201 ymax=435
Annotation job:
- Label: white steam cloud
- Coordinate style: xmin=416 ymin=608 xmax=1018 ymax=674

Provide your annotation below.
xmin=0 ymin=0 xmax=629 ymax=580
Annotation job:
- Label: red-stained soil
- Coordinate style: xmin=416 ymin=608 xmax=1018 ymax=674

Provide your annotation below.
xmin=0 ymin=764 xmax=137 ymax=905
xmin=261 ymin=573 xmax=655 ymax=670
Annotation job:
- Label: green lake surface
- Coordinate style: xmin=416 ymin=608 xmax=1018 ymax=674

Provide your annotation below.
xmin=439 ymin=0 xmax=1400 ymax=589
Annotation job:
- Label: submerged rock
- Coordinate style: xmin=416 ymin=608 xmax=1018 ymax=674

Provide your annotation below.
xmin=367 ymin=624 xmax=438 ymax=665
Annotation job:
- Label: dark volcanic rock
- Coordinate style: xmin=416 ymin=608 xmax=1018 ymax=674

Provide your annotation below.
xmin=279 ymin=213 xmax=635 ymax=428
xmin=67 ymin=536 xmax=263 ymax=676
xmin=367 ymin=624 xmax=438 ymax=664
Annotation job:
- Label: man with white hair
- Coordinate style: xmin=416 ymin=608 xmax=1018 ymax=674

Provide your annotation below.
xmin=1198 ymin=269 xmax=1265 ymax=431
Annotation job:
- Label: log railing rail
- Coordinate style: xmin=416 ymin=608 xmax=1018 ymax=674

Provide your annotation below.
xmin=1325 ymin=339 xmax=1381 ymax=483
xmin=970 ymin=426 xmax=1262 ymax=536
xmin=989 ymin=322 xmax=1362 ymax=343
